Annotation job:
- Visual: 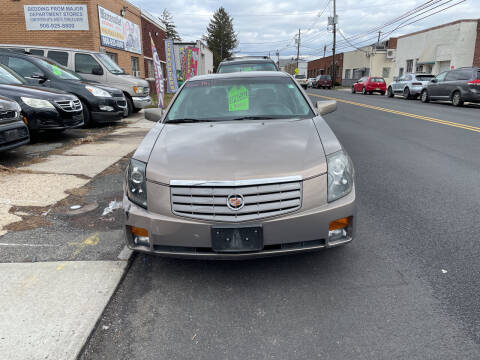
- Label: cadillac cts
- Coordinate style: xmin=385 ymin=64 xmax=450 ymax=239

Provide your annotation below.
xmin=124 ymin=71 xmax=356 ymax=259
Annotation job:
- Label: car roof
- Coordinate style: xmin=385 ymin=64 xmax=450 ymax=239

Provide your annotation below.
xmin=190 ymin=71 xmax=292 ymax=81
xmin=219 ymin=56 xmax=275 ymax=64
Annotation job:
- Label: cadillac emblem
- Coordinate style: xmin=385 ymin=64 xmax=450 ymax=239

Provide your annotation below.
xmin=227 ymin=194 xmax=244 ymax=210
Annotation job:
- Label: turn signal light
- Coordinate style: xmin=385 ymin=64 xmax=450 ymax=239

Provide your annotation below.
xmin=329 ymin=217 xmax=351 ymax=231
xmin=131 ymin=226 xmax=148 ymax=237
xmin=23 ymin=116 xmax=28 ymax=125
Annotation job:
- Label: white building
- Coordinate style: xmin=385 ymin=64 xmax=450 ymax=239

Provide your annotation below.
xmin=174 ymin=40 xmax=214 ymax=77
xmin=395 ymin=19 xmax=480 ymax=77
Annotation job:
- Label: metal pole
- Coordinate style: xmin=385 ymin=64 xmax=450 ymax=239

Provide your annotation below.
xmin=332 ymin=0 xmax=336 ymax=89
xmin=296 ymin=28 xmax=300 ymax=70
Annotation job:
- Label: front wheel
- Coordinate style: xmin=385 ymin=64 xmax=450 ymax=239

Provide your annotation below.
xmin=421 ymin=90 xmax=429 ymax=103
xmin=81 ymin=100 xmax=93 ymax=128
xmin=387 ymin=87 xmax=394 ymax=97
xmin=125 ymin=97 xmax=134 ymax=117
xmin=362 ymin=87 xmax=367 ymax=95
xmin=452 ymin=91 xmax=464 ymax=107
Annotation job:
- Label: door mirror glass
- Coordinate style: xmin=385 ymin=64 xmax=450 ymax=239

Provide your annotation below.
xmin=430 ymin=78 xmax=438 ymax=83
xmin=144 ymin=108 xmax=164 ymax=122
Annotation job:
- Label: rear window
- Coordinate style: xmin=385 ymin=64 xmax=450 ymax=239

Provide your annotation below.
xmin=320 ymin=75 xmax=331 ymax=80
xmin=294 ymin=75 xmax=306 ymax=79
xmin=370 ymin=77 xmax=385 ymax=83
xmin=477 ymin=71 xmax=480 ymax=80
xmin=29 ymin=49 xmax=45 ymax=56
xmin=47 ymin=51 xmax=68 ymax=66
xmin=416 ymin=75 xmax=435 ymax=81
xmin=218 ymin=62 xmax=277 ymax=73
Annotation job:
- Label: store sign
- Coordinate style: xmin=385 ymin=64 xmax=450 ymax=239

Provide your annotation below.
xmin=164 ymin=39 xmax=178 ymax=93
xmin=24 ymin=5 xmax=89 ymax=31
xmin=98 ymin=6 xmax=141 ymax=54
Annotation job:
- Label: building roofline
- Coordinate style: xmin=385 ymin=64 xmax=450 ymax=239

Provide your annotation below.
xmin=398 ymin=18 xmax=480 ymax=39
xmin=140 ymin=9 xmax=166 ymax=31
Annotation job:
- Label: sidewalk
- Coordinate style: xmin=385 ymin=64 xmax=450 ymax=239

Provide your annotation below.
xmin=0 ymin=113 xmax=154 ymax=359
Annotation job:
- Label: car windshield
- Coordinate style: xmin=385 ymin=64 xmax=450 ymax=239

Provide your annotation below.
xmin=370 ymin=77 xmax=385 ymax=83
xmin=218 ymin=62 xmax=277 ymax=73
xmin=96 ymin=53 xmax=125 ymax=74
xmin=35 ymin=58 xmax=82 ymax=80
xmin=165 ymin=76 xmax=314 ymax=122
xmin=416 ymin=75 xmax=435 ymax=81
xmin=295 ymin=75 xmax=306 ymax=79
xmin=0 ymin=64 xmax=26 ymax=85
xmin=320 ymin=75 xmax=331 ymax=80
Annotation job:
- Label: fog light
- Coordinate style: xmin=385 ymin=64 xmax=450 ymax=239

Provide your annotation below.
xmin=328 ymin=217 xmax=351 ymax=242
xmin=99 ymin=105 xmax=114 ymax=112
xmin=328 ymin=228 xmax=347 ymax=242
xmin=131 ymin=227 xmax=149 ymax=247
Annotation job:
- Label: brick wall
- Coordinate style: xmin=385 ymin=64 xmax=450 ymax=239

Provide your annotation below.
xmin=307 ymin=53 xmax=344 ymax=84
xmin=141 ymin=16 xmax=167 ymax=93
xmin=0 ymin=0 xmax=145 ymax=77
xmin=473 ymin=20 xmax=480 ymax=67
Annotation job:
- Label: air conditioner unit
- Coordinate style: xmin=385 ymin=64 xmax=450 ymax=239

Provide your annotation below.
xmin=386 ymin=49 xmax=396 ymax=59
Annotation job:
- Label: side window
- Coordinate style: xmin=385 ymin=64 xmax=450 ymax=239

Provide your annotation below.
xmin=445 ymin=71 xmax=457 ymax=81
xmin=436 ymin=72 xmax=447 ymax=82
xmin=457 ymin=69 xmax=473 ymax=80
xmin=404 ymin=75 xmax=412 ymax=81
xmin=7 ymin=57 xmax=43 ymax=78
xmin=47 ymin=51 xmax=68 ymax=66
xmin=75 ymin=53 xmax=101 ymax=74
xmin=29 ymin=49 xmax=45 ymax=56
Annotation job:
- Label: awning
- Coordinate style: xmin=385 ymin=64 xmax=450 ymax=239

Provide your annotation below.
xmin=416 ymin=61 xmax=435 ymax=65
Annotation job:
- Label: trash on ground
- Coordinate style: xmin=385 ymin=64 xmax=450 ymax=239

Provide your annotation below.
xmin=70 ymin=205 xmax=82 ymax=210
xmin=101 ymin=200 xmax=123 ymax=216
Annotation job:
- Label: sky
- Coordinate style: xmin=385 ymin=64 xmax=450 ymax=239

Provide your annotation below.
xmin=133 ymin=0 xmax=479 ymax=59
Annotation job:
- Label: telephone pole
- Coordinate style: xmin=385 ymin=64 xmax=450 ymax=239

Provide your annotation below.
xmin=276 ymin=50 xmax=280 ymax=69
xmin=332 ymin=0 xmax=336 ymax=89
xmin=296 ymin=28 xmax=301 ymax=70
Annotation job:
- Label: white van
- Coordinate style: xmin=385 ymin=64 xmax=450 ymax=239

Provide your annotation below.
xmin=0 ymin=44 xmax=152 ymax=116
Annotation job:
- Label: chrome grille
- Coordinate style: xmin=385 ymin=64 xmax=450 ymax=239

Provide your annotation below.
xmin=115 ymin=97 xmax=127 ymax=108
xmin=0 ymin=111 xmax=18 ymax=125
xmin=55 ymin=99 xmax=82 ymax=112
xmin=170 ymin=177 xmax=302 ymax=222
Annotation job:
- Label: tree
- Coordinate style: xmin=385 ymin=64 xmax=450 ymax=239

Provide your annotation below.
xmin=160 ymin=9 xmax=181 ymax=41
xmin=203 ymin=7 xmax=238 ymax=70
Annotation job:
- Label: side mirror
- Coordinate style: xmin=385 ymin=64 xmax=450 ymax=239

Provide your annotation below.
xmin=430 ymin=78 xmax=438 ymax=83
xmin=144 ymin=108 xmax=164 ymax=122
xmin=92 ymin=66 xmax=104 ymax=76
xmin=317 ymin=100 xmax=336 ymax=116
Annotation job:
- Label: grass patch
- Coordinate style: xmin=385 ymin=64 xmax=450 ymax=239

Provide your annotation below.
xmin=147 ymin=93 xmax=175 ymax=109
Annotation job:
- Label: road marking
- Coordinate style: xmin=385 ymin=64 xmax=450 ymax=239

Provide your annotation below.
xmin=57 ymin=233 xmax=100 ymax=270
xmin=308 ymin=93 xmax=480 ymax=134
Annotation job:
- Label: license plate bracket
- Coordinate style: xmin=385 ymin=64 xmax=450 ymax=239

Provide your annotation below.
xmin=211 ymin=225 xmax=263 ymax=253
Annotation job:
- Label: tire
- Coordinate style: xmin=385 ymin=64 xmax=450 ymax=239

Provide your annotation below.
xmin=362 ymin=87 xmax=367 ymax=95
xmin=421 ymin=89 xmax=429 ymax=103
xmin=132 ymin=107 xmax=141 ymax=113
xmin=403 ymin=87 xmax=411 ymax=100
xmin=380 ymin=91 xmax=385 ymax=96
xmin=351 ymin=86 xmax=355 ymax=94
xmin=81 ymin=100 xmax=93 ymax=128
xmin=452 ymin=91 xmax=464 ymax=107
xmin=369 ymin=91 xmax=373 ymax=95
xmin=387 ymin=87 xmax=394 ymax=97
xmin=126 ymin=97 xmax=134 ymax=117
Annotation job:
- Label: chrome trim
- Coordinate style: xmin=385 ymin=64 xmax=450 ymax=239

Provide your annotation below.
xmin=170 ymin=175 xmax=303 ymax=187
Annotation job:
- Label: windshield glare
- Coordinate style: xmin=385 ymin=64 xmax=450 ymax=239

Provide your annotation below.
xmin=166 ymin=77 xmax=314 ymax=122
xmin=0 ymin=64 xmax=25 ymax=85
xmin=96 ymin=53 xmax=124 ymax=74
xmin=36 ymin=58 xmax=82 ymax=80
xmin=295 ymin=75 xmax=306 ymax=79
xmin=370 ymin=77 xmax=385 ymax=83
xmin=218 ymin=63 xmax=277 ymax=73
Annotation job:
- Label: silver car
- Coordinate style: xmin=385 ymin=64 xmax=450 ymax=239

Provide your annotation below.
xmin=123 ymin=71 xmax=356 ymax=259
xmin=387 ymin=73 xmax=435 ymax=99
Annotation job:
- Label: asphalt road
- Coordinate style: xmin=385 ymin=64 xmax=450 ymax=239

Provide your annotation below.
xmin=80 ymin=90 xmax=480 ymax=359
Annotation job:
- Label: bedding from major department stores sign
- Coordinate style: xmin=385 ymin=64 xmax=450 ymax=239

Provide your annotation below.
xmin=24 ymin=5 xmax=89 ymax=31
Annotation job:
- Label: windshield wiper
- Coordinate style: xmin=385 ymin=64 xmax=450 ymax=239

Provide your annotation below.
xmin=232 ymin=116 xmax=277 ymax=120
xmin=166 ymin=118 xmax=214 ymax=124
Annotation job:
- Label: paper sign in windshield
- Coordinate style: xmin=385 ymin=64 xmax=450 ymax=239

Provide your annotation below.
xmin=51 ymin=65 xmax=63 ymax=76
xmin=228 ymin=86 xmax=249 ymax=112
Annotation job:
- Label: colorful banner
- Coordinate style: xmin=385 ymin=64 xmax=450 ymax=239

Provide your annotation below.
xmin=164 ymin=39 xmax=178 ymax=93
xmin=24 ymin=5 xmax=89 ymax=31
xmin=98 ymin=6 xmax=141 ymax=54
xmin=184 ymin=47 xmax=199 ymax=80
xmin=150 ymin=35 xmax=164 ymax=108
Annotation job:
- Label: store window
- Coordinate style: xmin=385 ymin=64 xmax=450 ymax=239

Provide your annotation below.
xmin=131 ymin=57 xmax=139 ymax=77
xmin=406 ymin=59 xmax=413 ymax=73
xmin=47 ymin=51 xmax=68 ymax=66
xmin=399 ymin=67 xmax=404 ymax=77
xmin=344 ymin=69 xmax=350 ymax=79
xmin=382 ymin=67 xmax=390 ymax=78
xmin=146 ymin=59 xmax=154 ymax=78
xmin=75 ymin=53 xmax=102 ymax=74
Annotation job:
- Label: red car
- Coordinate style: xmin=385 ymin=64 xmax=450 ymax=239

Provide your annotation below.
xmin=352 ymin=76 xmax=386 ymax=95
xmin=315 ymin=74 xmax=332 ymax=89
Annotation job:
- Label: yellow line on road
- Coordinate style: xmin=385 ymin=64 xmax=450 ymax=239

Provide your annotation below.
xmin=308 ymin=93 xmax=480 ymax=134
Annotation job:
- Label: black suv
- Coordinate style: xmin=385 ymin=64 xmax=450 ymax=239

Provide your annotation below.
xmin=0 ymin=64 xmax=83 ymax=132
xmin=421 ymin=67 xmax=480 ymax=106
xmin=0 ymin=95 xmax=29 ymax=151
xmin=217 ymin=56 xmax=279 ymax=73
xmin=0 ymin=51 xmax=127 ymax=126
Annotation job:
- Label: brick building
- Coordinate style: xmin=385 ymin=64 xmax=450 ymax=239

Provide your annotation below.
xmin=0 ymin=0 xmax=167 ymax=79
xmin=307 ymin=53 xmax=344 ymax=84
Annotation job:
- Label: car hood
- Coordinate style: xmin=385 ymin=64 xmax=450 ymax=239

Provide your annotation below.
xmin=0 ymin=84 xmax=75 ymax=101
xmin=116 ymin=74 xmax=149 ymax=87
xmin=64 ymin=80 xmax=124 ymax=96
xmin=146 ymin=118 xmax=327 ymax=184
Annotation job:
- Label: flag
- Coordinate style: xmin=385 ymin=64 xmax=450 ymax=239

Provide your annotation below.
xmin=164 ymin=39 xmax=178 ymax=93
xmin=150 ymin=34 xmax=164 ymax=108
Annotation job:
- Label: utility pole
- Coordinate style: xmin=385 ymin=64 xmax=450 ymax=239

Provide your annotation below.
xmin=332 ymin=0 xmax=336 ymax=89
xmin=377 ymin=31 xmax=381 ymax=46
xmin=276 ymin=50 xmax=280 ymax=69
xmin=296 ymin=28 xmax=301 ymax=71
xmin=323 ymin=45 xmax=326 ymax=58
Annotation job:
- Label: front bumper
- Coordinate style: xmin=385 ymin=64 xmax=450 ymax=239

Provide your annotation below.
xmin=124 ymin=177 xmax=356 ymax=259
xmin=0 ymin=121 xmax=30 ymax=151
xmin=23 ymin=108 xmax=84 ymax=130
xmin=90 ymin=97 xmax=126 ymax=122
xmin=133 ymin=96 xmax=152 ymax=109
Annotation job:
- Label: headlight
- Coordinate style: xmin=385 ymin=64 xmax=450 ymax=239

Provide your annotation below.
xmin=85 ymin=85 xmax=112 ymax=97
xmin=327 ymin=150 xmax=354 ymax=202
xmin=127 ymin=159 xmax=147 ymax=208
xmin=20 ymin=97 xmax=55 ymax=109
xmin=133 ymin=86 xmax=144 ymax=95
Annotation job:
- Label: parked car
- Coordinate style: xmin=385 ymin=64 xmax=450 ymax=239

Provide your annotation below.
xmin=352 ymin=76 xmax=386 ymax=95
xmin=315 ymin=74 xmax=332 ymax=89
xmin=421 ymin=67 xmax=480 ymax=106
xmin=124 ymin=71 xmax=356 ymax=259
xmin=0 ymin=95 xmax=29 ymax=151
xmin=307 ymin=78 xmax=316 ymax=87
xmin=0 ymin=64 xmax=84 ymax=132
xmin=0 ymin=45 xmax=152 ymax=116
xmin=217 ymin=56 xmax=279 ymax=73
xmin=0 ymin=51 xmax=127 ymax=126
xmin=294 ymin=74 xmax=308 ymax=89
xmin=387 ymin=73 xmax=435 ymax=99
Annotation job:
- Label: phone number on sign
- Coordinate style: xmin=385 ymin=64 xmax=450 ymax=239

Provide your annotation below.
xmin=39 ymin=23 xmax=76 ymax=29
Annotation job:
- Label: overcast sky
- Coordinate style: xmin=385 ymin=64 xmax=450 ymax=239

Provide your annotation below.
xmin=134 ymin=0 xmax=478 ymax=59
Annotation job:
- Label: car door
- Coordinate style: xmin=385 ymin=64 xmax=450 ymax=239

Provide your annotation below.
xmin=428 ymin=71 xmax=447 ymax=98
xmin=74 ymin=53 xmax=106 ymax=83
xmin=438 ymin=71 xmax=457 ymax=98
xmin=355 ymin=77 xmax=363 ymax=92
